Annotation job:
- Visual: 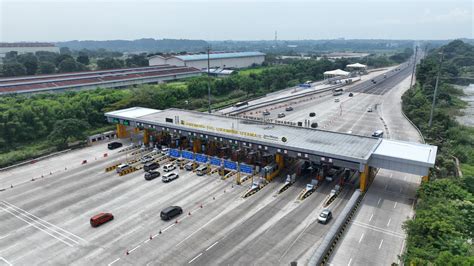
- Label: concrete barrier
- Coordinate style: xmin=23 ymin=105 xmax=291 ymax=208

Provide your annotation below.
xmin=308 ymin=190 xmax=362 ymax=266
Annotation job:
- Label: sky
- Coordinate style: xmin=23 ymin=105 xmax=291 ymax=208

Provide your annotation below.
xmin=0 ymin=0 xmax=472 ymax=42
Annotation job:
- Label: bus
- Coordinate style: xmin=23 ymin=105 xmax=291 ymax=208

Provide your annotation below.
xmin=332 ymin=88 xmax=343 ymax=96
xmin=234 ymin=101 xmax=249 ymax=108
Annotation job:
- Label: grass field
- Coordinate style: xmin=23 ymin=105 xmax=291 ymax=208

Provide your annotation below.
xmin=238 ymin=66 xmax=276 ymax=76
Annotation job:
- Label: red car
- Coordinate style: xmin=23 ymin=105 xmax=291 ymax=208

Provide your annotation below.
xmin=90 ymin=213 xmax=114 ymax=227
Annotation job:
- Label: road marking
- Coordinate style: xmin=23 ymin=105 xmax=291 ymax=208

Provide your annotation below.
xmin=369 ymin=213 xmax=374 ymax=222
xmin=352 ymin=221 xmax=405 ymax=238
xmin=205 ymin=241 xmax=219 ymax=251
xmin=0 ymin=257 xmax=12 ymax=266
xmin=129 ymin=244 xmax=141 ymax=253
xmin=108 ymin=258 xmax=120 ymax=266
xmin=377 ymin=198 xmax=381 ymax=206
xmin=358 ymin=233 xmax=364 ymax=243
xmin=389 ymin=173 xmax=393 ymax=179
xmin=348 ymin=257 xmax=353 ymax=266
xmin=387 ymin=218 xmax=391 ymax=227
xmin=378 ymin=239 xmax=384 ymax=249
xmin=399 ymin=187 xmax=403 ymax=193
xmin=404 ymin=176 xmax=407 ymax=181
xmin=188 ymin=253 xmax=202 ymax=264
xmin=384 ymin=183 xmax=388 ymax=190
xmin=1 ymin=200 xmax=86 ymax=243
xmin=0 ymin=204 xmax=74 ymax=247
xmin=0 ymin=233 xmax=11 ymax=240
xmin=393 ymin=202 xmax=398 ymax=209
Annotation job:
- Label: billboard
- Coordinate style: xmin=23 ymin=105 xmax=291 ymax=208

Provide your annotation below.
xmin=224 ymin=160 xmax=237 ymax=171
xmin=169 ymin=149 xmax=180 ymax=158
xmin=239 ymin=163 xmax=253 ymax=174
xmin=195 ymin=154 xmax=208 ymax=163
xmin=181 ymin=151 xmax=194 ymax=160
xmin=210 ymin=157 xmax=221 ymax=167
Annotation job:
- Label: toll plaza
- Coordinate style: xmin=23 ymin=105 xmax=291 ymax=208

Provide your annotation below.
xmin=105 ymin=107 xmax=437 ymax=192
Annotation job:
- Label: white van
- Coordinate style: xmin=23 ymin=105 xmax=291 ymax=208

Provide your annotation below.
xmin=196 ymin=165 xmax=208 ymax=176
xmin=116 ymin=164 xmax=130 ymax=173
xmin=372 ymin=130 xmax=384 ymax=138
xmin=163 ymin=163 xmax=176 ymax=172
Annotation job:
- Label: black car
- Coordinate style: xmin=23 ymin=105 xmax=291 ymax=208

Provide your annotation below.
xmin=160 ymin=206 xmax=183 ymax=220
xmin=144 ymin=170 xmax=160 ymax=181
xmin=107 ymin=142 xmax=123 ymax=150
xmin=349 ymin=92 xmax=354 ymax=97
xmin=144 ymin=162 xmax=160 ymax=172
xmin=311 ymin=122 xmax=318 ymax=128
xmin=309 ymin=112 xmax=316 ymax=117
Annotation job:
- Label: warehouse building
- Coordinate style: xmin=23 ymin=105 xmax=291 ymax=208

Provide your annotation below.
xmin=0 ymin=42 xmax=60 ymax=59
xmin=149 ymin=51 xmax=265 ymax=70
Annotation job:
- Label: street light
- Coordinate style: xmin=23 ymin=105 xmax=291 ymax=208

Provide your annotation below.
xmin=428 ymin=52 xmax=444 ymax=128
xmin=207 ymin=46 xmax=211 ymax=114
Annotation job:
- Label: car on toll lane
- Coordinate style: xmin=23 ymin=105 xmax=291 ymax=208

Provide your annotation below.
xmin=144 ymin=170 xmax=161 ymax=181
xmin=162 ymin=172 xmax=179 ymax=183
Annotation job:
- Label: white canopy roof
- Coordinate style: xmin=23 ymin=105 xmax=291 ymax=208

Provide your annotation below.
xmin=346 ymin=63 xmax=367 ymax=68
xmin=323 ymin=69 xmax=350 ymax=76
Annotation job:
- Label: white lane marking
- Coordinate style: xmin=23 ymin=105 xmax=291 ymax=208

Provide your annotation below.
xmin=393 ymin=202 xmax=398 ymax=209
xmin=377 ymin=198 xmax=382 ymax=206
xmin=378 ymin=239 xmax=384 ymax=249
xmin=0 ymin=257 xmax=12 ymax=266
xmin=348 ymin=257 xmax=353 ymax=266
xmin=144 ymin=239 xmax=150 ymax=243
xmin=1 ymin=200 xmax=86 ymax=243
xmin=174 ymin=211 xmax=224 ymax=247
xmin=0 ymin=205 xmax=73 ymax=247
xmin=404 ymin=176 xmax=407 ymax=181
xmin=399 ymin=187 xmax=403 ymax=193
xmin=387 ymin=218 xmax=392 ymax=227
xmin=205 ymin=241 xmax=219 ymax=251
xmin=358 ymin=233 xmax=364 ymax=243
xmin=129 ymin=244 xmax=141 ymax=253
xmin=108 ymin=258 xmax=120 ymax=266
xmin=188 ymin=252 xmax=203 ymax=264
xmin=389 ymin=173 xmax=393 ymax=179
xmin=0 ymin=233 xmax=11 ymax=240
xmin=369 ymin=213 xmax=374 ymax=222
xmin=384 ymin=183 xmax=389 ymax=190
xmin=352 ymin=221 xmax=405 ymax=238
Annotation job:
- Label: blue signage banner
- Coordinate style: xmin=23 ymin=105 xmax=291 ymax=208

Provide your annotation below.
xmin=169 ymin=149 xmax=180 ymax=158
xmin=239 ymin=163 xmax=253 ymax=174
xmin=182 ymin=151 xmax=194 ymax=160
xmin=195 ymin=154 xmax=208 ymax=163
xmin=224 ymin=160 xmax=238 ymax=171
xmin=210 ymin=157 xmax=221 ymax=167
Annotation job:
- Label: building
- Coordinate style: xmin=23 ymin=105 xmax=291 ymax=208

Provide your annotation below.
xmin=149 ymin=51 xmax=265 ymax=70
xmin=0 ymin=42 xmax=60 ymax=59
xmin=0 ymin=65 xmax=201 ymax=95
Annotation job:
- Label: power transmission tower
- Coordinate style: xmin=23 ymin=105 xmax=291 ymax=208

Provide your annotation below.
xmin=409 ymin=46 xmax=418 ymax=88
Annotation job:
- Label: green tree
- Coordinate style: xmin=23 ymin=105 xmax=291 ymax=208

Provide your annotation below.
xmin=76 ymin=53 xmax=90 ymax=65
xmin=17 ymin=53 xmax=39 ymax=75
xmin=59 ymin=47 xmax=72 ymax=55
xmin=125 ymin=54 xmax=148 ymax=67
xmin=47 ymin=119 xmax=90 ymax=148
xmin=97 ymin=57 xmax=124 ymax=70
xmin=58 ymin=58 xmax=79 ymax=73
xmin=1 ymin=62 xmax=27 ymax=77
xmin=38 ymin=61 xmax=56 ymax=74
xmin=55 ymin=54 xmax=74 ymax=67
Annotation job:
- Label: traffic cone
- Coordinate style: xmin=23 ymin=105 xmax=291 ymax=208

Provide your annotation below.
xmin=159 ymin=229 xmax=162 ymax=234
xmin=213 ymin=196 xmax=215 ymax=200
xmin=175 ymin=219 xmax=179 ymax=224
xmin=149 ymin=235 xmax=153 ymax=240
xmin=188 ymin=212 xmax=191 ymax=216
xmin=10 ymin=184 xmax=13 ymax=188
xmin=224 ymin=190 xmax=226 ymax=193
xmin=31 ymin=178 xmax=35 ymax=181
xmin=200 ymin=204 xmax=203 ymax=208
xmin=50 ymin=171 xmax=52 ymax=175
xmin=126 ymin=250 xmax=129 ymax=255
xmin=65 ymin=167 xmax=67 ymax=170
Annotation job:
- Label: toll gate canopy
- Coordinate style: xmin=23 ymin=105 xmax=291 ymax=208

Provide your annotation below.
xmin=105 ymin=107 xmax=437 ymax=176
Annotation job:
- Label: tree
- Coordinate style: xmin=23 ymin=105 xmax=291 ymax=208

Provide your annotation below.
xmin=38 ymin=61 xmax=56 ymax=74
xmin=58 ymin=58 xmax=79 ymax=73
xmin=47 ymin=119 xmax=90 ymax=148
xmin=97 ymin=57 xmax=124 ymax=70
xmin=3 ymin=51 xmax=18 ymax=63
xmin=125 ymin=54 xmax=148 ymax=67
xmin=76 ymin=54 xmax=90 ymax=65
xmin=59 ymin=47 xmax=72 ymax=55
xmin=17 ymin=53 xmax=38 ymax=75
xmin=55 ymin=54 xmax=74 ymax=66
xmin=1 ymin=63 xmax=26 ymax=77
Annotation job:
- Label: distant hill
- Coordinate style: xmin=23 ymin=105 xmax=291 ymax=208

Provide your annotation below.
xmin=56 ymin=38 xmax=209 ymax=53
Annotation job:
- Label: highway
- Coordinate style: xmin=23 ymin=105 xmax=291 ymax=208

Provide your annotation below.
xmin=0 ymin=61 xmax=420 ymax=265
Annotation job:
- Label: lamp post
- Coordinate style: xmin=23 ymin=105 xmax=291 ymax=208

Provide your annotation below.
xmin=428 ymin=52 xmax=444 ymax=128
xmin=207 ymin=46 xmax=211 ymax=113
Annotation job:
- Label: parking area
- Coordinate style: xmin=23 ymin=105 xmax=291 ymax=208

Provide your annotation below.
xmin=0 ymin=139 xmax=354 ymax=265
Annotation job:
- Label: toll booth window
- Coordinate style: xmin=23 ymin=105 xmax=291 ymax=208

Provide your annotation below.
xmin=165 ymin=118 xmax=173 ymax=123
xmin=123 ymin=120 xmax=130 ymax=126
xmin=112 ymin=118 xmax=119 ymax=123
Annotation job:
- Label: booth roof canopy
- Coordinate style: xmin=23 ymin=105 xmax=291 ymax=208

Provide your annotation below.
xmin=323 ymin=69 xmax=350 ymax=76
xmin=346 ymin=63 xmax=367 ymax=68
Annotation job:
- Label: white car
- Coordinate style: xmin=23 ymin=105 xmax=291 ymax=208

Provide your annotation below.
xmin=162 ymin=172 xmax=179 ymax=183
xmin=140 ymin=155 xmax=153 ymax=164
xmin=163 ymin=163 xmax=176 ymax=172
xmin=318 ymin=209 xmax=332 ymax=224
xmin=277 ymin=113 xmax=286 ymax=118
xmin=367 ymin=107 xmax=373 ymax=112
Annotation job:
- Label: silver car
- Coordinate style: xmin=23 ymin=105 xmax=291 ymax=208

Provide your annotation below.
xmin=318 ymin=209 xmax=332 ymax=224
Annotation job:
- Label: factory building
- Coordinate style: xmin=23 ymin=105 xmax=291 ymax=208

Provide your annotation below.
xmin=149 ymin=51 xmax=265 ymax=70
xmin=0 ymin=43 xmax=60 ymax=59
